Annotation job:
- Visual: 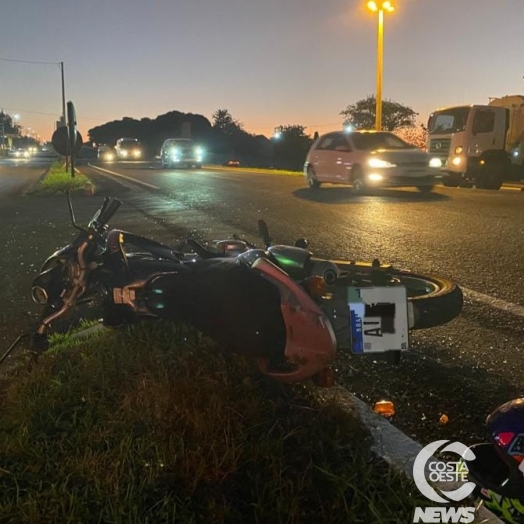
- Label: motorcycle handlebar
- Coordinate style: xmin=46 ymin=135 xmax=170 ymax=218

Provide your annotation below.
xmin=97 ymin=199 xmax=122 ymax=228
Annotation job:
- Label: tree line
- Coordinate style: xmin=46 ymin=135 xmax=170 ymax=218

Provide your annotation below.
xmin=82 ymin=96 xmax=426 ymax=170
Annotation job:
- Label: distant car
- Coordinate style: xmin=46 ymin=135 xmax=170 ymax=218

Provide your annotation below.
xmin=226 ymin=160 xmax=240 ymax=167
xmin=160 ymin=138 xmax=204 ymax=168
xmin=303 ymin=130 xmax=443 ymax=193
xmin=97 ymin=145 xmax=115 ymax=162
xmin=10 ymin=148 xmax=30 ymax=159
xmin=115 ymin=138 xmax=142 ymax=160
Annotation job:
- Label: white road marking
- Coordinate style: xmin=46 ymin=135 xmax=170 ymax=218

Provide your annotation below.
xmin=203 ymin=172 xmax=240 ymax=181
xmin=89 ymin=162 xmax=240 ymax=184
xmin=462 ymin=287 xmax=524 ymax=318
xmin=88 ymin=163 xmax=161 ymax=190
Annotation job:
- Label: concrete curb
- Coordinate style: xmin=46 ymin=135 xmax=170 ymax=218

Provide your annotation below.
xmin=63 ymin=323 xmax=503 ymax=522
xmin=21 ymin=165 xmax=52 ymax=196
xmin=316 ymin=386 xmax=503 ymax=523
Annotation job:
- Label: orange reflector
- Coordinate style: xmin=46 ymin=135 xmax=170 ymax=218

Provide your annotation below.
xmin=438 ymin=414 xmax=449 ymax=426
xmin=305 ymin=276 xmax=327 ymax=298
xmin=374 ymin=400 xmax=395 ymax=418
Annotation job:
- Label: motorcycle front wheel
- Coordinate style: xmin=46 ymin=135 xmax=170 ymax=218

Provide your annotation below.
xmin=333 ymin=260 xmax=463 ymax=330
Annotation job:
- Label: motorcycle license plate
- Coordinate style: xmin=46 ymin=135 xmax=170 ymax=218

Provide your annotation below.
xmin=345 ymin=287 xmax=409 ymax=354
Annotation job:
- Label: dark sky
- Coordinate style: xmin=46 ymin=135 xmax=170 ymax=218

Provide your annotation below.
xmin=1 ymin=0 xmax=523 ymax=141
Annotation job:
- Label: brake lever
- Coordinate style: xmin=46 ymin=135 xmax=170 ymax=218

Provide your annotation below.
xmin=232 ymin=234 xmax=256 ymax=249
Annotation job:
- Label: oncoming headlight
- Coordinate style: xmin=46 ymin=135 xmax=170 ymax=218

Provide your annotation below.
xmin=454 ymin=146 xmax=463 ymax=155
xmin=195 ymin=146 xmax=204 ymax=156
xmin=429 ymin=158 xmax=442 ymax=168
xmin=368 ymin=158 xmax=396 ymax=168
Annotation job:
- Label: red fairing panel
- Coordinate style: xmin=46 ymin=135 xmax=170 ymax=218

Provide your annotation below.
xmin=252 ymin=258 xmax=337 ymax=382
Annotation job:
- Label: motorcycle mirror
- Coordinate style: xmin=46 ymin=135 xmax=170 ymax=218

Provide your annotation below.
xmin=295 ymin=238 xmax=309 ymax=249
xmin=66 ymin=192 xmax=84 ymax=231
xmin=258 ymin=219 xmax=271 ymax=248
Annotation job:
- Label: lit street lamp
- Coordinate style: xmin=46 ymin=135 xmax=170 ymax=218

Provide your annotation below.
xmin=367 ymin=0 xmax=395 ymax=130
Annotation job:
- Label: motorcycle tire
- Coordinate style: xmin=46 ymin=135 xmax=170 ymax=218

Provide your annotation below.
xmin=333 ymin=261 xmax=463 ymax=330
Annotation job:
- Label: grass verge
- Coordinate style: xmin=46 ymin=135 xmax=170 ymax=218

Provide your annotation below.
xmin=0 ymin=321 xmax=434 ymax=523
xmin=209 ymin=165 xmax=302 ymax=177
xmin=29 ymin=160 xmax=96 ymax=195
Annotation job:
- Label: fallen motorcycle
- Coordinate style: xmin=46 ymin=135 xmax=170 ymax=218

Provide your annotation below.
xmin=1 ymin=196 xmax=463 ymax=383
xmin=462 ymin=398 xmax=524 ymax=524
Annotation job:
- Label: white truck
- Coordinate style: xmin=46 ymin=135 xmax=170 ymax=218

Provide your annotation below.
xmin=427 ymin=95 xmax=524 ymax=190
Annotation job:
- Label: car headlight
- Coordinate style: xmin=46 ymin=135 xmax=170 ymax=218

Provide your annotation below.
xmin=133 ymin=149 xmax=141 ymax=157
xmin=454 ymin=146 xmax=463 ymax=155
xmin=121 ymin=150 xmax=128 ymax=157
xmin=368 ymin=158 xmax=396 ymax=168
xmin=368 ymin=173 xmax=383 ymax=182
xmin=452 ymin=157 xmax=463 ymax=166
xmin=195 ymin=146 xmax=204 ymax=156
xmin=106 ymin=153 xmax=114 ymax=161
xmin=429 ymin=158 xmax=443 ymax=168
xmin=170 ymin=147 xmax=180 ymax=157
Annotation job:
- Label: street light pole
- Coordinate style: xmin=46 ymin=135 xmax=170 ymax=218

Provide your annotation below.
xmin=375 ymin=8 xmax=384 ymax=131
xmin=367 ymin=1 xmax=394 ymax=131
xmin=60 ymin=62 xmax=66 ymax=127
xmin=60 ymin=61 xmax=69 ymax=170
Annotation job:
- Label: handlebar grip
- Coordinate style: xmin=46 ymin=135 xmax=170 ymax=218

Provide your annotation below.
xmin=98 ymin=199 xmax=122 ymax=226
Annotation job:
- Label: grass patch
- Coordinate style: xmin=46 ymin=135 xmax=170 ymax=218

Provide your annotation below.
xmin=30 ymin=161 xmax=96 ymax=195
xmin=0 ymin=321 xmax=432 ymax=523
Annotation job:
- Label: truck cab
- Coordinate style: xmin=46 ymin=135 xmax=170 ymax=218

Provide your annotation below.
xmin=427 ymin=105 xmax=510 ymax=189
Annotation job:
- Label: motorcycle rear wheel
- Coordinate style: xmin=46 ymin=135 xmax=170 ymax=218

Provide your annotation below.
xmin=333 ymin=260 xmax=463 ymax=330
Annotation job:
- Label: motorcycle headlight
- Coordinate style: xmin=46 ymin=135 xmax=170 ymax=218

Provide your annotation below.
xmin=368 ymin=158 xmax=396 ymax=168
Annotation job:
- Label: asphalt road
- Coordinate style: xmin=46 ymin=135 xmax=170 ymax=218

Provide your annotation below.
xmin=0 ymin=154 xmax=53 ymax=197
xmin=2 ymin=157 xmax=524 ymax=447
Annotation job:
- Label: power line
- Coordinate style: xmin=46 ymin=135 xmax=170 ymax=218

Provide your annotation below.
xmin=2 ymin=108 xmax=60 ymax=118
xmin=1 ymin=107 xmax=109 ymax=123
xmin=0 ymin=57 xmax=60 ymax=66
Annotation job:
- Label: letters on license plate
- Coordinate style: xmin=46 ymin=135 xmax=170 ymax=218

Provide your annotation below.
xmin=345 ymin=287 xmax=409 ymax=354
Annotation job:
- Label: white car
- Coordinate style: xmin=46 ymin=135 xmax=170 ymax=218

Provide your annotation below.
xmin=304 ymin=130 xmax=442 ymax=193
xmin=160 ymin=138 xmax=204 ymax=168
xmin=97 ymin=146 xmax=115 ymax=162
xmin=10 ymin=148 xmax=30 ymax=159
xmin=115 ymin=138 xmax=142 ymax=160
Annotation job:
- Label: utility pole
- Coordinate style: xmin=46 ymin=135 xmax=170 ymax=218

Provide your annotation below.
xmin=0 ymin=109 xmax=5 ymax=154
xmin=60 ymin=62 xmax=70 ymax=170
xmin=60 ymin=62 xmax=66 ymax=127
